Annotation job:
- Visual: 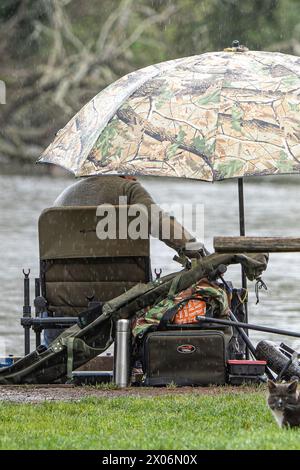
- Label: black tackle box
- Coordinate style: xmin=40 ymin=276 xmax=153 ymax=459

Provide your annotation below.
xmin=143 ymin=330 xmax=227 ymax=386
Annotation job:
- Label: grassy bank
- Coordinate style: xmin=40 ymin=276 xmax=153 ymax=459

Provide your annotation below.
xmin=0 ymin=389 xmax=300 ymax=450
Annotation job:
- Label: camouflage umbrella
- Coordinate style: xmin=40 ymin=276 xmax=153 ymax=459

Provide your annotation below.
xmin=39 ymin=48 xmax=300 ymax=181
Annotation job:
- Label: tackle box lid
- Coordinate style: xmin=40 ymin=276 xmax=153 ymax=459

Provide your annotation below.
xmin=227 ymin=360 xmax=267 ymax=365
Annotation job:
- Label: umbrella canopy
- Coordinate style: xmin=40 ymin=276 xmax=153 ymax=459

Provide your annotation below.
xmin=39 ymin=50 xmax=300 ymax=181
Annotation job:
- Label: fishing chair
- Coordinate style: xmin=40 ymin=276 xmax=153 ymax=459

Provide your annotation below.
xmin=21 ymin=205 xmax=151 ymax=355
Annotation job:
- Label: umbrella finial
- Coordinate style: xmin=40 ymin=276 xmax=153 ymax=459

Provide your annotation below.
xmin=224 ymin=40 xmax=249 ymax=52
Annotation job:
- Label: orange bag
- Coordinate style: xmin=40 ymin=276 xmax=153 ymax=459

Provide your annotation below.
xmin=173 ymin=298 xmax=206 ymax=325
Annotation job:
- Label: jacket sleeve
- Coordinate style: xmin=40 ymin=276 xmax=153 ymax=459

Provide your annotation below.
xmin=124 ymin=180 xmax=196 ymax=252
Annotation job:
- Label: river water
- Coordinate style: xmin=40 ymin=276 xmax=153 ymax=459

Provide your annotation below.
xmin=1 ymin=173 xmax=300 ymax=356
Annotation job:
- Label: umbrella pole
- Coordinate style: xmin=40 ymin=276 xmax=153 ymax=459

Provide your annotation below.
xmin=238 ymin=177 xmax=249 ymax=359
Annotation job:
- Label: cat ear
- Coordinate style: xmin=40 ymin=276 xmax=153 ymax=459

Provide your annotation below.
xmin=267 ymin=380 xmax=277 ymax=391
xmin=287 ymin=380 xmax=299 ymax=394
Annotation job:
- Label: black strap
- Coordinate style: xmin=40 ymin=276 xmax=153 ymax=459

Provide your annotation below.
xmin=167 ymin=273 xmax=183 ymax=299
xmin=158 ymin=295 xmax=206 ymax=329
xmin=77 ymin=303 xmax=103 ymax=329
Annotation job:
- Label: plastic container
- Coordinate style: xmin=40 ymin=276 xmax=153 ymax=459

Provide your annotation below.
xmin=0 ymin=355 xmax=14 ymax=368
xmin=227 ymin=359 xmax=267 ymax=376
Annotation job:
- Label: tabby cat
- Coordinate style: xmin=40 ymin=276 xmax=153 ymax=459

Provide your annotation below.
xmin=267 ymin=380 xmax=300 ymax=428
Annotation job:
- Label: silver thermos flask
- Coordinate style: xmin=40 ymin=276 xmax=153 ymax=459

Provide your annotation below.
xmin=114 ymin=319 xmax=131 ymax=387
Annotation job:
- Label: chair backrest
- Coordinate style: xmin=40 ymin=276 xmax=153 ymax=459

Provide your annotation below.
xmin=39 ymin=206 xmax=151 ymax=316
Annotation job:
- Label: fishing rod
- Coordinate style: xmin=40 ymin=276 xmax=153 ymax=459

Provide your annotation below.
xmin=197 ymin=316 xmax=300 ymax=339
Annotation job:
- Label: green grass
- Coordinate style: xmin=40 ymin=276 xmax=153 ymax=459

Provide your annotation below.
xmin=0 ymin=390 xmax=300 ymax=450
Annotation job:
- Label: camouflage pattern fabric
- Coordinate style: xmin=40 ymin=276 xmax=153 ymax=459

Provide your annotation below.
xmin=39 ymin=50 xmax=300 ymax=181
xmin=132 ymin=279 xmax=230 ymax=338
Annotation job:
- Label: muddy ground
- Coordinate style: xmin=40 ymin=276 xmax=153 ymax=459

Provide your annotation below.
xmin=0 ymin=384 xmax=264 ymax=403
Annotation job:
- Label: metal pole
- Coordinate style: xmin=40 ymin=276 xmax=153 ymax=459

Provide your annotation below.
xmin=238 ymin=178 xmax=245 ymax=237
xmin=238 ymin=178 xmax=247 ymax=292
xmin=34 ymin=278 xmax=40 ymax=314
xmin=238 ymin=177 xmax=249 ymax=358
xmin=23 ymin=269 xmax=31 ymax=356
xmin=198 ymin=316 xmax=300 ymax=339
xmin=34 ymin=278 xmax=41 ymax=348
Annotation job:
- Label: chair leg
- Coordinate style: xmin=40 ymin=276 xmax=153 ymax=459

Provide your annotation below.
xmin=24 ymin=327 xmax=30 ymax=356
xmin=35 ymin=329 xmax=41 ymax=348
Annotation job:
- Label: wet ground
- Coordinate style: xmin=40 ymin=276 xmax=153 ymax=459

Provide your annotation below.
xmin=0 ymin=384 xmax=263 ymax=403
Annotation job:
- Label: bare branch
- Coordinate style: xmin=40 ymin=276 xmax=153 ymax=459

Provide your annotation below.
xmin=0 ymin=0 xmax=179 ymax=165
